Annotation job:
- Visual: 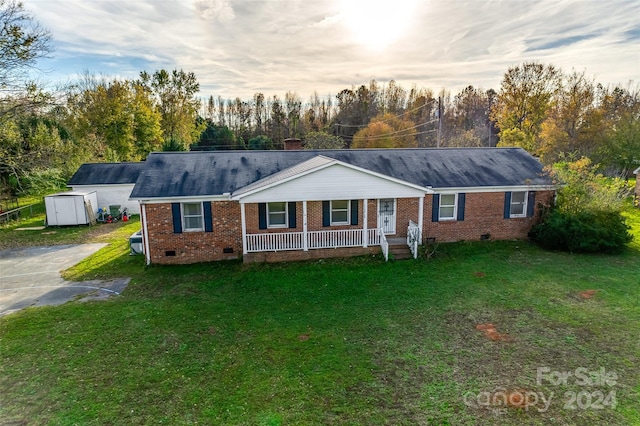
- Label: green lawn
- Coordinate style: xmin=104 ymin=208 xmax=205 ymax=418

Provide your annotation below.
xmin=1 ymin=205 xmax=639 ymax=425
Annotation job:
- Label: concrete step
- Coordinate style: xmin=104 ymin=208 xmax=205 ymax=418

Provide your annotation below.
xmin=388 ymin=244 xmax=413 ymax=260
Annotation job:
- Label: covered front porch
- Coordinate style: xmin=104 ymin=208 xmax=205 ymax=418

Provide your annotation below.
xmin=240 ymin=198 xmax=424 ymax=261
xmin=232 ymin=155 xmax=431 ymax=261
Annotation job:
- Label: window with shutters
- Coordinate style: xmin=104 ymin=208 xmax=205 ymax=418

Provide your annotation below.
xmin=438 ymin=194 xmax=457 ymax=221
xmin=330 ymin=200 xmax=350 ymax=225
xmin=510 ymin=191 xmax=527 ymax=218
xmin=182 ymin=202 xmax=204 ymax=231
xmin=267 ymin=202 xmax=288 ymax=228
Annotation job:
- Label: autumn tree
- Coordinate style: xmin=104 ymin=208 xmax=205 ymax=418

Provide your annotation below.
xmin=352 ymin=113 xmax=417 ymax=148
xmin=593 ymin=85 xmax=640 ymax=173
xmin=0 ymin=0 xmax=62 ymax=192
xmin=139 ymin=69 xmax=203 ymax=149
xmin=66 ymin=78 xmax=163 ymax=161
xmin=0 ymin=0 xmax=50 ymax=95
xmin=303 ymin=131 xmax=345 ymax=150
xmin=492 ymin=62 xmax=561 ymax=154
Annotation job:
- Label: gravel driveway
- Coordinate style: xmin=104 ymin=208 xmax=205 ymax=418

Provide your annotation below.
xmin=0 ymin=244 xmax=130 ymax=316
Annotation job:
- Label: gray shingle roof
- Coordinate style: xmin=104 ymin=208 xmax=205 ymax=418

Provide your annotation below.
xmin=68 ymin=162 xmax=146 ymax=185
xmin=129 ymin=148 xmax=551 ymax=199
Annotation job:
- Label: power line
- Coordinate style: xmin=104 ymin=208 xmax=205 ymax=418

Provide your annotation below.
xmin=334 ymin=98 xmax=438 ymax=129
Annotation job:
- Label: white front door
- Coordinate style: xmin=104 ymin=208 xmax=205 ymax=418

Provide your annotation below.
xmin=378 ymin=198 xmax=396 ymax=235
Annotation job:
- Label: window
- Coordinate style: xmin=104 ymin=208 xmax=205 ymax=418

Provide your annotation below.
xmin=439 ymin=194 xmax=457 ymax=221
xmin=267 ymin=202 xmax=287 ymax=228
xmin=331 ymin=200 xmax=350 ymax=225
xmin=182 ymin=202 xmax=203 ymax=231
xmin=510 ymin=191 xmax=527 ymax=218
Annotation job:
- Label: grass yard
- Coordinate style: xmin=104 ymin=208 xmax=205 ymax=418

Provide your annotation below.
xmin=0 ymin=205 xmax=639 ymax=425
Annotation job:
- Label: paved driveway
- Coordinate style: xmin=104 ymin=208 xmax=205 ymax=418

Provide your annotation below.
xmin=0 ymin=244 xmax=130 ymax=316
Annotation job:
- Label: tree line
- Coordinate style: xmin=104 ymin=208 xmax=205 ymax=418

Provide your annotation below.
xmin=1 ymin=0 xmax=638 ymax=196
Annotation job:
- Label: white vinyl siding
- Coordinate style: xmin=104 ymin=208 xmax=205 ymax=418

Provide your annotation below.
xmin=182 ymin=202 xmax=204 ymax=231
xmin=237 ymin=163 xmax=426 ymax=203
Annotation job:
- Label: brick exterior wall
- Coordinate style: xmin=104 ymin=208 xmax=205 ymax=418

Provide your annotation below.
xmin=635 ymin=175 xmax=640 ymax=206
xmin=144 ymin=201 xmax=242 ymax=265
xmin=142 ymin=190 xmax=554 ymax=264
xmin=423 ymin=190 xmax=555 ymax=242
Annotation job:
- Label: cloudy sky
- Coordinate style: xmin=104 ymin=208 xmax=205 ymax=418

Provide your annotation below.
xmin=27 ymin=0 xmax=640 ymax=99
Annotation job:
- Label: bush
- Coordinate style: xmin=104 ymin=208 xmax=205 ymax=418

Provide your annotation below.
xmin=7 ymin=169 xmax=67 ymax=196
xmin=530 ymin=209 xmax=632 ymax=254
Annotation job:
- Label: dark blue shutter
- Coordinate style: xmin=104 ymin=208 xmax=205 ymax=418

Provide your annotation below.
xmin=350 ymin=200 xmax=358 ymax=225
xmin=504 ymin=192 xmax=512 ymax=219
xmin=258 ymin=203 xmax=267 ymax=229
xmin=203 ymin=202 xmax=213 ymax=232
xmin=431 ymin=194 xmax=440 ymax=222
xmin=288 ymin=202 xmax=297 ymax=228
xmin=322 ymin=201 xmax=330 ymax=227
xmin=171 ymin=203 xmax=182 ymax=234
xmin=527 ymin=192 xmax=536 ymax=218
xmin=457 ymin=193 xmax=466 ymax=221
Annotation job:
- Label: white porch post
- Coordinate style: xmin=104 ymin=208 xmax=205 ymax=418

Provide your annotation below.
xmin=303 ymin=200 xmax=308 ymax=251
xmin=141 ymin=202 xmax=151 ymax=265
xmin=363 ymin=198 xmax=368 ymax=248
xmin=240 ymin=202 xmax=247 ymax=255
xmin=418 ymin=196 xmax=424 ymax=243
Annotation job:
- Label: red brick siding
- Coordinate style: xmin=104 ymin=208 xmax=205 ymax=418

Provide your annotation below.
xmin=144 ymin=201 xmax=242 ymax=265
xmin=635 ymin=177 xmax=639 ymax=206
xmin=246 ymin=201 xmax=365 ymax=233
xmin=422 ymin=191 xmax=554 ymax=242
xmin=143 ymin=191 xmax=554 ymax=264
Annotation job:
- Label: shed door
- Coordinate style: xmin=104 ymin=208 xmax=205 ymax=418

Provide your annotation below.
xmin=54 ymin=197 xmax=78 ymax=225
xmin=378 ymin=198 xmax=396 ymax=235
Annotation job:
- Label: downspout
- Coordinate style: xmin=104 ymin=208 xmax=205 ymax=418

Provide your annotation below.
xmin=141 ymin=202 xmax=151 ymax=265
xmin=240 ymin=202 xmax=247 ymax=255
xmin=418 ymin=195 xmax=424 ymax=243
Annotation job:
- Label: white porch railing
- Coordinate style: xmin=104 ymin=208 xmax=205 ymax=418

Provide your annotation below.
xmin=379 ymin=228 xmax=389 ymax=261
xmin=245 ymin=228 xmax=387 ymax=257
xmin=308 ymin=229 xmax=363 ymax=249
xmin=407 ymin=220 xmax=420 ymax=259
xmin=245 ymin=232 xmax=304 ymax=252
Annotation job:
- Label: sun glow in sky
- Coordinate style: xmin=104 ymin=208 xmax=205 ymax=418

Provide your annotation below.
xmin=26 ymin=0 xmax=640 ymax=99
xmin=341 ymin=0 xmax=418 ymax=50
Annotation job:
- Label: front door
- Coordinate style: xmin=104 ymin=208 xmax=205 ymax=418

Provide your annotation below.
xmin=378 ymin=198 xmax=396 ymax=235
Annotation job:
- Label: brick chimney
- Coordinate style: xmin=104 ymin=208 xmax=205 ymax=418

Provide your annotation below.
xmin=283 ymin=138 xmax=303 ymax=150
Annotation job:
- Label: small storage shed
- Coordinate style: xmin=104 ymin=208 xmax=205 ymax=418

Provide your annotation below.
xmin=45 ymin=191 xmax=98 ymax=226
xmin=67 ymin=162 xmax=145 ymax=214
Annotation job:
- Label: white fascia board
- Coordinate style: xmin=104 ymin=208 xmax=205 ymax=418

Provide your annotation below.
xmin=634 ymin=166 xmax=640 ymax=175
xmin=133 ymin=194 xmax=230 ymax=204
xmin=431 ymin=184 xmax=556 ymax=194
xmin=69 ymin=183 xmax=135 ymax=188
xmin=232 ymin=158 xmax=432 ymax=201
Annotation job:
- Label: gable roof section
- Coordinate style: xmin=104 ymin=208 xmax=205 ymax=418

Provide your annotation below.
xmin=130 ymin=148 xmax=552 ymax=199
xmin=68 ymin=162 xmax=145 ymax=185
xmin=233 ymin=155 xmax=335 ymax=197
xmin=634 ymin=166 xmax=640 ymax=175
xmin=231 ymin=155 xmax=430 ymax=202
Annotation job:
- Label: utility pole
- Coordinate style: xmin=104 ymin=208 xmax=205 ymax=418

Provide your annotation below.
xmin=437 ymin=96 xmax=442 ymax=148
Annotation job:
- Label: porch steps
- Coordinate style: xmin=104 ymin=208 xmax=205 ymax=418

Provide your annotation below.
xmin=388 ymin=243 xmax=413 ymax=260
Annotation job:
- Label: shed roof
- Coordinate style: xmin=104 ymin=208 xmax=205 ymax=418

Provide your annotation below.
xmin=130 ymin=148 xmax=552 ymax=199
xmin=68 ymin=162 xmax=145 ymax=185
